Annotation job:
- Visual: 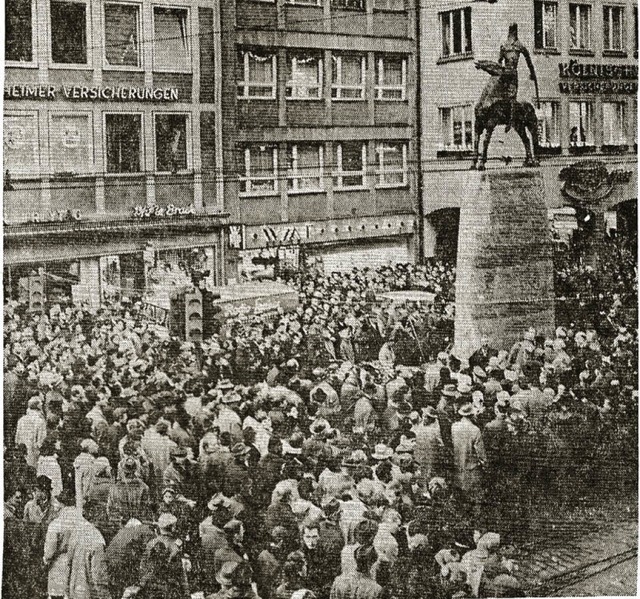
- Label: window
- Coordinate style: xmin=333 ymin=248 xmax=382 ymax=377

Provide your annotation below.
xmin=237 ymin=49 xmax=277 ymax=99
xmin=374 ymin=0 xmax=404 ymax=11
xmin=154 ymin=7 xmax=190 ymax=72
xmin=569 ymin=4 xmax=591 ymax=50
xmin=241 ymin=146 xmax=278 ymax=195
xmin=287 ymin=144 xmax=324 ymax=191
xmin=375 ymin=56 xmax=406 ymax=100
xmin=3 ymin=114 xmax=39 ymax=175
xmin=286 ymin=52 xmax=323 ymax=99
xmin=603 ymin=6 xmax=624 ymax=51
xmin=6 ymin=0 xmax=32 ymax=62
xmin=287 ymin=0 xmax=322 ymax=5
xmin=155 ymin=114 xmax=189 ymax=172
xmin=569 ymin=101 xmax=594 ymax=147
xmin=50 ymin=1 xmax=87 ymax=64
xmin=331 ymin=0 xmax=364 ymax=10
xmin=440 ymin=7 xmax=472 ymax=58
xmin=50 ymin=114 xmax=92 ymax=173
xmin=104 ymin=3 xmax=140 ymax=67
xmin=537 ymin=102 xmax=560 ymax=148
xmin=105 ymin=113 xmax=142 ymax=173
xmin=334 ymin=142 xmax=366 ymax=189
xmin=376 ymin=142 xmax=407 ymax=187
xmin=534 ymin=1 xmax=558 ymax=50
xmin=332 ymin=54 xmax=365 ymax=100
xmin=440 ymin=106 xmax=473 ymax=151
xmin=602 ymin=102 xmax=626 ymax=145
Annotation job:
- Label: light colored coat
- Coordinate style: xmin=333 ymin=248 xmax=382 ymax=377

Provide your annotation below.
xmin=66 ymin=519 xmax=111 ymax=599
xmin=451 ymin=417 xmax=486 ymax=496
xmin=15 ymin=408 xmax=47 ymax=468
xmin=414 ymin=421 xmax=445 ymax=484
xmin=43 ymin=506 xmax=81 ymax=597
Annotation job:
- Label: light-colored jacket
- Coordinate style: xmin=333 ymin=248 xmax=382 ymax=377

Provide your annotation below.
xmin=43 ymin=506 xmax=81 ymax=597
xmin=15 ymin=408 xmax=47 ymax=468
xmin=67 ymin=519 xmax=111 ymax=599
xmin=451 ymin=417 xmax=486 ymax=494
xmin=414 ymin=421 xmax=445 ymax=483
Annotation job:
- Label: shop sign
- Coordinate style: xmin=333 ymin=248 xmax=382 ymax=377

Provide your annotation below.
xmin=132 ymin=204 xmax=196 ymax=218
xmin=5 ymin=85 xmax=179 ymax=102
xmin=558 ymin=60 xmax=638 ymax=94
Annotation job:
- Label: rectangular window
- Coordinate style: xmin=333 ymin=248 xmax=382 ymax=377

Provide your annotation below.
xmin=240 ymin=145 xmax=278 ymax=195
xmin=373 ymin=0 xmax=404 ymax=11
xmin=3 ymin=114 xmax=39 ymax=175
xmin=569 ymin=4 xmax=591 ymax=50
xmin=287 ymin=144 xmax=324 ymax=191
xmin=287 ymin=0 xmax=322 ymax=5
xmin=332 ymin=54 xmax=365 ymax=100
xmin=537 ymin=102 xmax=560 ymax=148
xmin=602 ymin=102 xmax=626 ymax=145
xmin=603 ymin=5 xmax=624 ymax=51
xmin=237 ymin=49 xmax=277 ymax=99
xmin=440 ymin=7 xmax=472 ymax=58
xmin=286 ymin=52 xmax=323 ymax=99
xmin=104 ymin=3 xmax=140 ymax=67
xmin=6 ymin=0 xmax=32 ymax=62
xmin=105 ymin=113 xmax=142 ymax=173
xmin=330 ymin=0 xmax=364 ymax=10
xmin=50 ymin=1 xmax=87 ymax=64
xmin=375 ymin=56 xmax=406 ymax=100
xmin=534 ymin=1 xmax=558 ymax=49
xmin=440 ymin=106 xmax=473 ymax=151
xmin=334 ymin=142 xmax=366 ymax=189
xmin=376 ymin=142 xmax=407 ymax=187
xmin=155 ymin=114 xmax=189 ymax=172
xmin=569 ymin=101 xmax=594 ymax=147
xmin=50 ymin=114 xmax=92 ymax=173
xmin=154 ymin=7 xmax=190 ymax=72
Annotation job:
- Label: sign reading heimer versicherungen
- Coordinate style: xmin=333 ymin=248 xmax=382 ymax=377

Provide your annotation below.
xmin=4 ymin=85 xmax=179 ymax=101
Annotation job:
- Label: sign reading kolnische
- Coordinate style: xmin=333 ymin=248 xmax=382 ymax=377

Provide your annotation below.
xmin=558 ymin=60 xmax=638 ymax=94
xmin=4 ymin=85 xmax=179 ymax=101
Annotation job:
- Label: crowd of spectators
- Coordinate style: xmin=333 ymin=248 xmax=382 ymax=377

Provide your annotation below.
xmin=3 ymin=254 xmax=636 ymax=599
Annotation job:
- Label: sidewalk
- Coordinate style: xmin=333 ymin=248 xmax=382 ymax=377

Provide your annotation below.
xmin=514 ymin=520 xmax=638 ymax=596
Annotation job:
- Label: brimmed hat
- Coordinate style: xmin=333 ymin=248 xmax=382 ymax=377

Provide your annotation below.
xmin=423 ymin=406 xmax=439 ymax=420
xmin=217 ymin=379 xmax=234 ymax=390
xmin=161 ymin=485 xmax=178 ymax=497
xmin=170 ymin=446 xmax=188 ymax=458
xmin=441 ymin=384 xmax=458 ymax=398
xmin=230 ymin=443 xmax=250 ymax=457
xmin=458 ymin=403 xmax=475 ymax=417
xmin=473 ymin=366 xmax=487 ymax=379
xmin=371 ymin=444 xmax=394 ymax=460
xmin=222 ymin=392 xmax=242 ymax=404
xmin=309 ymin=418 xmax=332 ymax=436
xmin=457 ymin=382 xmax=472 ymax=395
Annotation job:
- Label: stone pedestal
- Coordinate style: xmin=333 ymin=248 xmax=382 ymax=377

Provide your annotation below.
xmin=454 ymin=170 xmax=555 ymax=360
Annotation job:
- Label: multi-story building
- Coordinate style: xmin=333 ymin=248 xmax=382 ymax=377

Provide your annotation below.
xmin=220 ymin=0 xmax=419 ymax=275
xmin=419 ymin=0 xmax=637 ymax=260
xmin=4 ymin=0 xmax=226 ymax=305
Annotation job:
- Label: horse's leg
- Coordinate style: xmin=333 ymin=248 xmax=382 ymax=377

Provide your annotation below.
xmin=528 ymin=113 xmax=540 ymax=166
xmin=478 ymin=124 xmax=494 ymax=171
xmin=516 ymin=125 xmax=532 ymax=166
xmin=471 ymin=110 xmax=482 ymax=170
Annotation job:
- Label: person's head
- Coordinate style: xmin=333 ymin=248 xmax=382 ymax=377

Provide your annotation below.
xmin=243 ymin=426 xmax=256 ymax=445
xmin=224 ymin=519 xmax=245 ymax=545
xmin=283 ymin=550 xmax=308 ymax=582
xmin=170 ymin=446 xmax=188 ymax=465
xmin=156 ymin=512 xmax=178 ymax=536
xmin=354 ymin=545 xmax=378 ymax=575
xmin=354 ymin=518 xmax=378 ymax=547
xmin=80 ymin=438 xmax=99 ymax=455
xmin=301 ymin=524 xmax=320 ymax=550
xmin=508 ymin=23 xmax=519 ymax=39
xmin=34 ymin=475 xmax=52 ymax=502
xmin=406 ymin=519 xmax=429 ymax=552
xmin=161 ymin=486 xmax=177 ymax=504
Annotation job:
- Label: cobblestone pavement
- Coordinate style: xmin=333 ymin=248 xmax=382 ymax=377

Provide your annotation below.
xmin=514 ymin=520 xmax=638 ymax=596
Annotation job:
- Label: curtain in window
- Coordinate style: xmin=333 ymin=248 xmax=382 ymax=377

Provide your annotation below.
xmin=3 ymin=115 xmax=39 ymax=174
xmin=50 ymin=115 xmax=91 ymax=173
xmin=154 ymin=8 xmax=189 ymax=71
xmin=248 ymin=51 xmax=274 ymax=83
xmin=106 ymin=114 xmax=141 ymax=173
xmin=105 ymin=4 xmax=139 ymax=66
xmin=156 ymin=114 xmax=187 ymax=172
xmin=602 ymin=103 xmax=625 ymax=144
xmin=544 ymin=3 xmax=557 ymax=47
xmin=441 ymin=14 xmax=451 ymax=56
xmin=381 ymin=58 xmax=403 ymax=86
xmin=297 ymin=145 xmax=321 ymax=188
xmin=252 ymin=147 xmax=274 ymax=176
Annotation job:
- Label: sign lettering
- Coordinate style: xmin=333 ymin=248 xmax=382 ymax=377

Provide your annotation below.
xmin=5 ymin=85 xmax=179 ymax=102
xmin=132 ymin=204 xmax=196 ymax=218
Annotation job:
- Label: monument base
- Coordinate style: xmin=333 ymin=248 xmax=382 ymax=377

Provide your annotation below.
xmin=454 ymin=169 xmax=555 ymax=360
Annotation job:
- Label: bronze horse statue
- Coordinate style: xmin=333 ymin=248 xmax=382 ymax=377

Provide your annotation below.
xmin=471 ymin=99 xmax=540 ymax=171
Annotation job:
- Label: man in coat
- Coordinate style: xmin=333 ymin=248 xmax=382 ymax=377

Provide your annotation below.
xmin=451 ymin=404 xmax=486 ymax=507
xmin=66 ymin=517 xmax=111 ymax=599
xmin=414 ymin=406 xmax=444 ymax=486
xmin=15 ymin=397 xmax=47 ymax=468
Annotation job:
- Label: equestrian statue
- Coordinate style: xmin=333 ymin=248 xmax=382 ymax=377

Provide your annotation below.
xmin=471 ymin=23 xmax=541 ymax=170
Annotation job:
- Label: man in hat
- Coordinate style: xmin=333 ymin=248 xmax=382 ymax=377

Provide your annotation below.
xmin=256 ymin=526 xmax=290 ymax=599
xmin=163 ymin=445 xmax=200 ymax=502
xmin=414 ymin=406 xmax=445 ymax=486
xmin=107 ymin=456 xmax=151 ymax=524
xmin=215 ymin=386 xmax=243 ymax=445
xmin=142 ymin=418 xmax=178 ymax=495
xmin=15 ymin=397 xmax=47 ymax=468
xmin=469 ymin=337 xmax=498 ymax=372
xmin=436 ymin=383 xmax=458 ymax=454
xmin=23 ymin=474 xmax=61 ymax=524
xmin=451 ymin=404 xmax=486 ymax=508
xmin=213 ymin=519 xmax=250 ymax=576
xmin=223 ymin=443 xmax=253 ymax=503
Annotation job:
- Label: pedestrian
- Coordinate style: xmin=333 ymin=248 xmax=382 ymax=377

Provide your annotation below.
xmin=15 ymin=397 xmax=47 ymax=468
xmin=451 ymin=404 xmax=486 ymax=509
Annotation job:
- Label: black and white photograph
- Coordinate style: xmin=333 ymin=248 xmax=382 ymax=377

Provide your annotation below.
xmin=2 ymin=0 xmax=638 ymax=597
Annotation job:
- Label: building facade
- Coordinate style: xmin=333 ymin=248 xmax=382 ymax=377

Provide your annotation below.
xmin=220 ymin=0 xmax=419 ymax=276
xmin=4 ymin=0 xmax=226 ymax=305
xmin=419 ymin=0 xmax=637 ymax=259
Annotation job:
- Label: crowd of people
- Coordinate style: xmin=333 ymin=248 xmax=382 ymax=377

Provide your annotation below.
xmin=3 ymin=255 xmax=637 ymax=599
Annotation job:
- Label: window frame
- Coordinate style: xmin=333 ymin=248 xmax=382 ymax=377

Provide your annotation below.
xmin=237 ymin=49 xmax=278 ymax=100
xmin=375 ymin=55 xmax=407 ymax=101
xmin=48 ymin=111 xmax=94 ymax=175
xmin=334 ymin=142 xmax=367 ymax=190
xmin=286 ymin=0 xmax=322 ymax=5
xmin=240 ymin=145 xmax=279 ymax=196
xmin=287 ymin=144 xmax=325 ymax=193
xmin=439 ymin=7 xmax=472 ymax=59
xmin=439 ymin=105 xmax=474 ymax=152
xmin=534 ymin=0 xmax=558 ymax=50
xmin=286 ymin=52 xmax=324 ymax=100
xmin=373 ymin=0 xmax=405 ymax=12
xmin=603 ymin=5 xmax=625 ymax=51
xmin=331 ymin=54 xmax=366 ymax=101
xmin=602 ymin=101 xmax=627 ymax=146
xmin=3 ymin=111 xmax=41 ymax=177
xmin=103 ymin=1 xmax=143 ymax=70
xmin=375 ymin=141 xmax=408 ymax=188
xmin=49 ymin=0 xmax=91 ymax=68
xmin=330 ymin=0 xmax=365 ymax=11
xmin=5 ymin=0 xmax=37 ymax=67
xmin=568 ymin=100 xmax=595 ymax=148
xmin=152 ymin=5 xmax=192 ymax=74
xmin=569 ymin=3 xmax=592 ymax=51
xmin=103 ymin=111 xmax=145 ymax=175
xmin=153 ymin=112 xmax=193 ymax=174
